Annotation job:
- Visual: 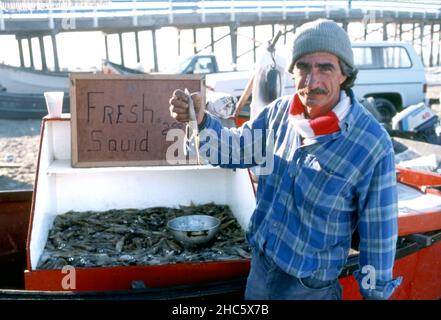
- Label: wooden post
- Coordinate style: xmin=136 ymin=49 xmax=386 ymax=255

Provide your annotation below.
xmin=364 ymin=22 xmax=368 ymax=40
xmin=28 ymin=38 xmax=34 ymax=68
xmin=51 ymin=34 xmax=60 ymax=72
xmin=230 ymin=25 xmax=238 ymax=71
xmin=118 ymin=32 xmax=125 ymax=66
xmin=38 ymin=35 xmax=47 ymax=71
xmin=193 ymin=28 xmax=197 ymax=54
xmin=420 ymin=23 xmax=425 ymax=65
xmin=152 ymin=29 xmax=159 ymax=72
xmin=210 ymin=27 xmax=214 ymax=53
xmin=135 ymin=31 xmax=140 ymax=63
xmin=429 ymin=23 xmax=434 ymax=67
xmin=412 ymin=23 xmax=416 ymax=45
xmin=104 ymin=33 xmax=109 ymax=60
xmin=283 ymin=24 xmax=287 ymax=44
xmin=436 ymin=24 xmax=441 ymax=66
xmin=383 ymin=22 xmax=388 ymax=41
xmin=17 ymin=37 xmax=25 ymax=67
xmin=253 ymin=25 xmax=256 ymax=63
xmin=177 ymin=29 xmax=181 ymax=56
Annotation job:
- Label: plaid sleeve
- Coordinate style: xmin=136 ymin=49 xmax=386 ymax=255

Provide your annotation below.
xmin=197 ymin=107 xmax=271 ymax=169
xmin=354 ymin=150 xmax=403 ymax=300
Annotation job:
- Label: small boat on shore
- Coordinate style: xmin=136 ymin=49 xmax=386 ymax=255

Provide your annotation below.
xmin=0 ymin=91 xmax=70 ymax=120
xmin=0 ymin=63 xmax=69 ymax=94
xmin=0 ymin=186 xmax=439 ymax=300
xmin=101 ymin=59 xmax=144 ymax=75
xmin=0 ymin=133 xmax=440 ymax=299
xmin=0 ymin=63 xmax=71 ymax=119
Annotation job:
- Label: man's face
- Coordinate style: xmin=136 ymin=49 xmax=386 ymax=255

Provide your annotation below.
xmin=292 ymin=52 xmax=347 ymax=119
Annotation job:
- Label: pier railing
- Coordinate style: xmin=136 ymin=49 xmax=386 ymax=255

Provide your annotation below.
xmin=0 ymin=1 xmax=440 ymax=22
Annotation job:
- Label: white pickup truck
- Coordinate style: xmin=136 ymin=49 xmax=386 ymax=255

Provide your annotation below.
xmin=202 ymin=42 xmax=426 ymax=122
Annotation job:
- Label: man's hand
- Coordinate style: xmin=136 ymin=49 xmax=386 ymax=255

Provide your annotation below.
xmin=169 ymin=89 xmax=205 ymax=124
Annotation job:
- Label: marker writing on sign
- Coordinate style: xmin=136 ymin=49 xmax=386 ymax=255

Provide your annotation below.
xmin=87 ymin=129 xmax=149 ymax=152
xmin=86 ymin=92 xmax=154 ymax=124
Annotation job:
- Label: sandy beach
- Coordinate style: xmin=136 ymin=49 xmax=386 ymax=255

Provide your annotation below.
xmin=0 ymin=119 xmax=41 ymax=190
xmin=0 ymin=87 xmax=440 ymax=191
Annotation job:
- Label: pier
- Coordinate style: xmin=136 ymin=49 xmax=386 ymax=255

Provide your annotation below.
xmin=0 ymin=1 xmax=441 ymax=71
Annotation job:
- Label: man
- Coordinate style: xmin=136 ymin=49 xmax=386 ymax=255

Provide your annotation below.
xmin=169 ymin=19 xmax=402 ymax=300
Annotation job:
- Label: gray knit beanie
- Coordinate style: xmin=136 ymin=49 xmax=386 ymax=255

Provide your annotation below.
xmin=292 ymin=19 xmax=354 ymax=68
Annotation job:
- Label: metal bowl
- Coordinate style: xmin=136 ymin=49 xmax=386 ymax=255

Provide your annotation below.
xmin=167 ymin=215 xmax=221 ymax=247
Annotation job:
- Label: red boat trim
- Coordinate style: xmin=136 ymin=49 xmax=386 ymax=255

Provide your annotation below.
xmin=24 ymin=259 xmax=250 ymax=292
xmin=395 ymin=167 xmax=441 ymax=236
xmin=396 ymin=166 xmax=441 ymax=189
xmin=0 ymin=190 xmax=32 ymax=202
xmin=399 ymin=212 xmax=441 ymax=236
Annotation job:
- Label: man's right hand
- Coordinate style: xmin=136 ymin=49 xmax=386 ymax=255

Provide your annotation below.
xmin=169 ymin=89 xmax=205 ymax=124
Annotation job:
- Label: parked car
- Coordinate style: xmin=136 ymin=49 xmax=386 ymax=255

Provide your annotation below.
xmin=162 ymin=54 xmax=221 ymax=75
xmin=351 ymin=42 xmax=426 ymax=122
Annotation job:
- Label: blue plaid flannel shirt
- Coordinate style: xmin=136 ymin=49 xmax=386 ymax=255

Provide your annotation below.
xmin=197 ymin=90 xmax=402 ymax=299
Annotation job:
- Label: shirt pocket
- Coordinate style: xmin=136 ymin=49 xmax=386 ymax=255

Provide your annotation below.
xmin=291 ymin=158 xmax=354 ymax=219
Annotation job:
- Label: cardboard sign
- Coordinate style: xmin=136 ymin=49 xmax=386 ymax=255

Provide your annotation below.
xmin=70 ymin=74 xmax=204 ymax=167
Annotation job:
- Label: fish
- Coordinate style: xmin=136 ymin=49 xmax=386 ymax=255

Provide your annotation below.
xmin=37 ymin=203 xmax=251 ymax=269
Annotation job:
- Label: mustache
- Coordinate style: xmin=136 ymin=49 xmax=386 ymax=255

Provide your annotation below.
xmin=298 ymin=87 xmax=329 ymax=95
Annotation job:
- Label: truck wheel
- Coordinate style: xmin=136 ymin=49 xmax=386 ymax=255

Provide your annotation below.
xmin=360 ymin=97 xmax=382 ymax=122
xmin=373 ymin=98 xmax=396 ymax=124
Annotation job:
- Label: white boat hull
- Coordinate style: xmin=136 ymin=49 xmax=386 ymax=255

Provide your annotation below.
xmin=0 ymin=64 xmax=69 ymax=94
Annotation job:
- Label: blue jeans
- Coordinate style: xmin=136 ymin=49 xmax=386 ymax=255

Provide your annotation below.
xmin=245 ymin=250 xmax=342 ymax=300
